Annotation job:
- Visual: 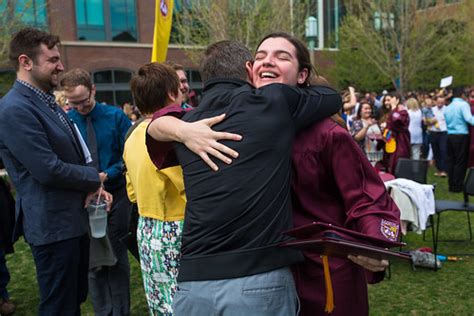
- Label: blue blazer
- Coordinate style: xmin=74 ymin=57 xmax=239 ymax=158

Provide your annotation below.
xmin=0 ymin=81 xmax=101 ymax=246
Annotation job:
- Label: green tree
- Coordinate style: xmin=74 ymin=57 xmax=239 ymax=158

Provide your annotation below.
xmin=332 ymin=0 xmax=472 ymax=93
xmin=0 ymin=0 xmax=48 ymax=65
xmin=172 ymin=0 xmax=309 ymax=63
xmin=0 ymin=0 xmax=49 ymax=95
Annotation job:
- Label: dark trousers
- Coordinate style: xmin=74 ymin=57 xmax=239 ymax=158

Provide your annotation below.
xmin=430 ymin=131 xmax=448 ymax=172
xmin=447 ymin=134 xmax=469 ymax=192
xmin=31 ymin=234 xmax=89 ymax=316
xmin=89 ymin=185 xmax=132 ymax=316
xmin=422 ymin=129 xmax=431 ymax=159
xmin=0 ymin=249 xmax=10 ymax=300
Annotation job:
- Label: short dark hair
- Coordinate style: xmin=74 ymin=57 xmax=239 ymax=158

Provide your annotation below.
xmin=389 ymin=91 xmax=402 ymax=104
xmin=452 ymin=86 xmax=466 ymax=98
xmin=60 ymin=68 xmax=93 ymax=91
xmin=164 ymin=60 xmax=184 ymax=72
xmin=200 ymin=40 xmax=253 ymax=82
xmin=9 ymin=27 xmax=60 ymax=71
xmin=130 ymin=62 xmax=180 ymax=114
xmin=257 ymin=32 xmax=314 ymax=87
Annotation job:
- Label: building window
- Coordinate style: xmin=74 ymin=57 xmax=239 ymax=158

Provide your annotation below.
xmin=305 ymin=0 xmax=344 ymax=50
xmin=92 ymin=69 xmax=133 ymax=106
xmin=75 ymin=0 xmax=137 ymax=42
xmin=0 ymin=0 xmax=48 ymax=28
xmin=323 ymin=0 xmax=344 ymax=49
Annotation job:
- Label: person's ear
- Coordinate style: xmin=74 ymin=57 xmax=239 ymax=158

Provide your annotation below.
xmin=297 ymin=68 xmax=309 ymax=85
xmin=167 ymin=91 xmax=177 ymax=103
xmin=246 ymin=60 xmax=254 ymax=84
xmin=19 ymin=55 xmax=33 ymax=71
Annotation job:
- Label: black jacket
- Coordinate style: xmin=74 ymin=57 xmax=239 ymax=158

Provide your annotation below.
xmin=174 ymin=79 xmax=343 ymax=281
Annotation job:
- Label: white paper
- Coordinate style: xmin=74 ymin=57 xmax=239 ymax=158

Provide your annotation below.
xmin=440 ymin=76 xmax=453 ymax=88
xmin=73 ymin=123 xmax=92 ymax=163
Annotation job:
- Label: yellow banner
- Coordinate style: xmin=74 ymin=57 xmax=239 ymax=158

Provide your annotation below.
xmin=151 ymin=0 xmax=174 ymax=62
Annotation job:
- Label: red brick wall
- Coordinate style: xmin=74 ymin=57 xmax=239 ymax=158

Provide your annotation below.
xmin=59 ymin=45 xmax=197 ymax=73
xmin=47 ymin=0 xmax=197 ymax=73
xmin=136 ymin=0 xmax=155 ymax=43
xmin=60 ymin=45 xmax=147 ymax=72
xmin=27 ymin=1 xmax=345 ymax=78
xmin=48 ymin=1 xmax=76 ymax=41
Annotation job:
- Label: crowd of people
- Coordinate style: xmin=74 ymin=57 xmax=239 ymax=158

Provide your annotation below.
xmin=0 ymin=26 xmax=472 ymax=316
xmin=342 ymin=86 xmax=474 ymax=192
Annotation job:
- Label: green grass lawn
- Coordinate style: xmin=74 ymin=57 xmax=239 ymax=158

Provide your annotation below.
xmin=368 ymin=169 xmax=474 ymax=315
xmin=4 ymin=168 xmax=474 ymax=315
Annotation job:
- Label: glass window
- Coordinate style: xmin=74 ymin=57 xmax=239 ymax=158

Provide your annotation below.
xmin=9 ymin=0 xmax=48 ymax=28
xmin=92 ymin=69 xmax=133 ymax=106
xmin=114 ymin=70 xmax=132 ymax=83
xmin=110 ymin=0 xmax=137 ymax=42
xmin=93 ymin=70 xmax=112 ymax=84
xmin=95 ymin=90 xmax=114 ymax=105
xmin=76 ymin=0 xmax=137 ymax=42
xmin=324 ymin=0 xmax=344 ymax=49
xmin=306 ymin=0 xmax=343 ymax=49
xmin=76 ymin=0 xmax=106 ymax=40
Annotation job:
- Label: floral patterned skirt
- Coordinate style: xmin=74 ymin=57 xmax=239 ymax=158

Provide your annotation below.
xmin=137 ymin=216 xmax=183 ymax=315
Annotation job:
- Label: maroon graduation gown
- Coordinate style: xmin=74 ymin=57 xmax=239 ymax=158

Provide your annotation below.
xmin=386 ymin=109 xmax=410 ymax=173
xmin=291 ymin=118 xmax=400 ymax=316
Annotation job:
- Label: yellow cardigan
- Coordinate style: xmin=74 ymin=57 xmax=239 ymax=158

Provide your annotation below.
xmin=123 ymin=120 xmax=186 ymax=221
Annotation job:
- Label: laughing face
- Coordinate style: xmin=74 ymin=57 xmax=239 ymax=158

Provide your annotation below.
xmin=176 ymin=69 xmax=190 ymax=97
xmin=30 ymin=44 xmax=64 ymax=92
xmin=360 ymin=103 xmax=372 ymax=119
xmin=252 ymin=37 xmax=308 ymax=88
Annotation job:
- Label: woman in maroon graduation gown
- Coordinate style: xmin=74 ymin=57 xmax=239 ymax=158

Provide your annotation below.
xmin=384 ymin=93 xmax=411 ymax=173
xmin=253 ymin=33 xmax=401 ymax=316
xmin=155 ymin=33 xmax=402 ymax=316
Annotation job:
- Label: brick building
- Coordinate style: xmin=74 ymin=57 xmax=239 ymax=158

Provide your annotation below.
xmin=48 ymin=1 xmax=199 ymax=105
xmin=1 ymin=0 xmax=351 ymax=104
xmin=1 ymin=0 xmax=464 ymax=103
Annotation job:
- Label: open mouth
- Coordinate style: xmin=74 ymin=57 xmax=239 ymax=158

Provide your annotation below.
xmin=259 ymin=71 xmax=278 ymax=79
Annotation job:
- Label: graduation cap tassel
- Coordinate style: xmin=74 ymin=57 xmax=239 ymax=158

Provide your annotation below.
xmin=322 ymin=255 xmax=335 ymax=313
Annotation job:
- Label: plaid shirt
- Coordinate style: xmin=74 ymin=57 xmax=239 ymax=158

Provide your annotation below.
xmin=17 ymin=80 xmax=75 ymax=138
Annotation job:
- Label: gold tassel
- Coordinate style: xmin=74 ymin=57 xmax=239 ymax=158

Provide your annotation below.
xmin=322 ymin=255 xmax=335 ymax=313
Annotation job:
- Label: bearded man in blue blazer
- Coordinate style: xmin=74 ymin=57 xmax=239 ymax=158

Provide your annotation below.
xmin=0 ymin=28 xmax=111 ymax=315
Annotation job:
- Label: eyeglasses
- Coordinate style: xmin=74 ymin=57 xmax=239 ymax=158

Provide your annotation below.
xmin=67 ymin=91 xmax=92 ymax=107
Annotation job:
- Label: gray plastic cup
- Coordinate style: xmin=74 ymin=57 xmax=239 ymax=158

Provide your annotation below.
xmin=87 ymin=200 xmax=108 ymax=238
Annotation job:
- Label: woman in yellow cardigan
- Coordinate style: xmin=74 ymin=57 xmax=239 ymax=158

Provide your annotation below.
xmin=123 ymin=63 xmax=186 ymax=315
